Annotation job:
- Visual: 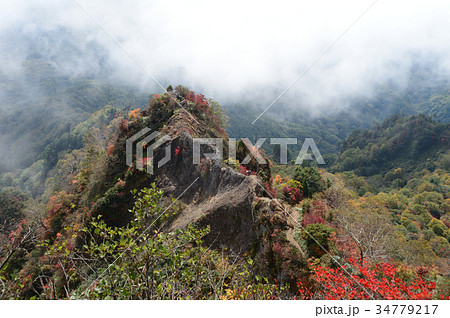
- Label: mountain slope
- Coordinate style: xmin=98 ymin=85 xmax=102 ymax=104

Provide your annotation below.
xmin=0 ymin=59 xmax=147 ymax=174
xmin=332 ymin=114 xmax=449 ymax=181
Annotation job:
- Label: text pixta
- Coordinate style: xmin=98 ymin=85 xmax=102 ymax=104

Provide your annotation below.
xmin=316 ymin=305 xmax=359 ymax=317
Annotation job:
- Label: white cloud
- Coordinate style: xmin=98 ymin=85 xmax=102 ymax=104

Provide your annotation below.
xmin=1 ymin=0 xmax=449 ymax=113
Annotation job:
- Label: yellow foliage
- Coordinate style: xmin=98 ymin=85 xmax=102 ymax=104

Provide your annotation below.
xmin=287 ymin=179 xmax=302 ymax=189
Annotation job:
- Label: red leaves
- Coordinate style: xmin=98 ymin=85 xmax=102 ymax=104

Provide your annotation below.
xmin=239 ymin=165 xmax=248 ymax=175
xmin=107 ymin=143 xmax=115 ymax=157
xmin=186 ymin=93 xmax=208 ymax=106
xmin=136 ymin=157 xmax=151 ymax=167
xmin=43 ymin=192 xmax=76 ymax=240
xmin=282 ymin=185 xmax=303 ymax=204
xmin=273 ymin=241 xmax=283 ymax=256
xmin=115 ymin=179 xmax=126 ymax=188
xmin=8 ymin=219 xmax=27 ymax=246
xmin=264 ymin=181 xmax=277 ymax=198
xmin=301 ymin=212 xmax=325 ymax=227
xmin=298 ymin=259 xmax=438 ymax=300
xmin=119 ymin=119 xmax=129 ymax=134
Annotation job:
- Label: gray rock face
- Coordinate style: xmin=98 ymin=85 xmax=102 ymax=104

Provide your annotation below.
xmin=151 ymin=132 xmax=265 ymax=253
xmin=136 ymin=120 xmax=304 ymax=285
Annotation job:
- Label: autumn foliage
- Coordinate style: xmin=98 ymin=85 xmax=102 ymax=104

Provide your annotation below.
xmin=186 ymin=93 xmax=208 ymax=107
xmin=298 ymin=259 xmax=438 ymax=300
xmin=107 ymin=143 xmax=114 ymax=157
xmin=128 ymin=108 xmax=141 ymax=121
xmin=282 ymin=185 xmax=303 ymax=204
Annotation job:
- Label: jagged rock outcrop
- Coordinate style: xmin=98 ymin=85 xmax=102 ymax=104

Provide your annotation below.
xmin=96 ymin=91 xmax=306 ymax=283
xmin=150 ymin=129 xmax=264 ymax=253
xmin=148 ymin=127 xmax=306 ymax=285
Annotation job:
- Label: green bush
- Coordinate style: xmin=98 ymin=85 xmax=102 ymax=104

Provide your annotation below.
xmin=294 ymin=166 xmax=326 ymax=198
xmin=300 ymin=223 xmax=334 ymax=258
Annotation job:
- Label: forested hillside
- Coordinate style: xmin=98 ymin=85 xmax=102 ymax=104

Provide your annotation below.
xmin=0 ymin=59 xmax=148 ymax=197
xmin=227 ymin=66 xmax=450 ymax=163
xmin=0 ymin=84 xmax=448 ymax=300
xmin=2 ymin=0 xmax=450 ymax=304
xmin=0 ymin=39 xmax=448 ymax=300
xmin=332 ymin=114 xmax=449 ymax=181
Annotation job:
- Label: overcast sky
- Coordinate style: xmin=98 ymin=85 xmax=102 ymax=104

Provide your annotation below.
xmin=1 ymin=0 xmax=449 ymax=114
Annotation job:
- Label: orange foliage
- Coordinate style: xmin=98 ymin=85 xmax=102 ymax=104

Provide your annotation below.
xmin=128 ymin=108 xmax=141 ymax=120
xmin=275 ymin=174 xmax=282 ymax=184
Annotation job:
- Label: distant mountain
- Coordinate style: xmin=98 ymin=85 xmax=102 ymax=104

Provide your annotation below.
xmin=0 ymin=59 xmax=148 ymax=196
xmin=2 ymin=85 xmax=449 ymax=300
xmin=226 ymin=65 xmax=449 ymax=166
xmin=331 ymin=113 xmax=450 ymax=188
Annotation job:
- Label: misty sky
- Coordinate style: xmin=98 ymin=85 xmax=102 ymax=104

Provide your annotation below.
xmin=1 ymin=0 xmax=450 ymax=114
